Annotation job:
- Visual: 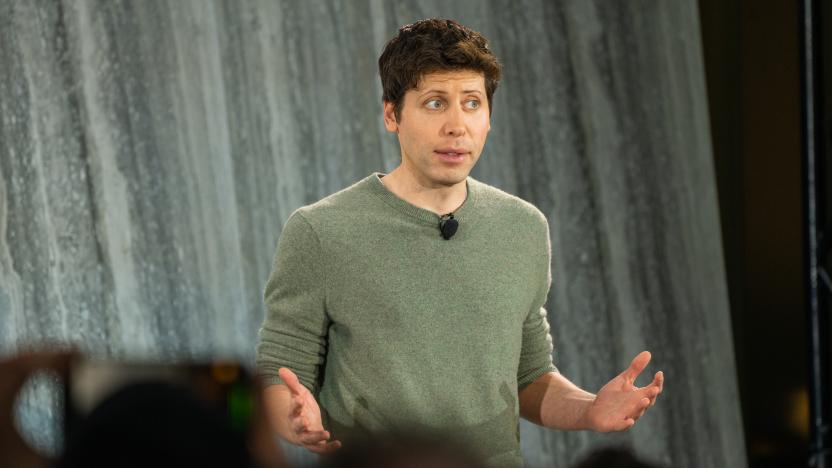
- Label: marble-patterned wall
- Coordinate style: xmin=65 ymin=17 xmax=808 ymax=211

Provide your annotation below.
xmin=0 ymin=1 xmax=745 ymax=467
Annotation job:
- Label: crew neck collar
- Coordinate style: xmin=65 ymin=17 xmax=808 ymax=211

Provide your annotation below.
xmin=365 ymin=172 xmax=479 ymax=225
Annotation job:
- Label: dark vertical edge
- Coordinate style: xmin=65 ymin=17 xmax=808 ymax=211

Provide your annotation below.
xmin=696 ymin=0 xmax=748 ymax=449
xmin=824 ymin=4 xmax=832 ymax=465
xmin=802 ymin=0 xmax=830 ymax=466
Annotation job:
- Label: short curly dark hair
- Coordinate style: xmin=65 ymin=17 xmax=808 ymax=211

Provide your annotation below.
xmin=378 ymin=18 xmax=502 ymax=122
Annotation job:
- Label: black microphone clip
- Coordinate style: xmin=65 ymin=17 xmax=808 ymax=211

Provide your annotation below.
xmin=439 ymin=213 xmax=458 ymax=240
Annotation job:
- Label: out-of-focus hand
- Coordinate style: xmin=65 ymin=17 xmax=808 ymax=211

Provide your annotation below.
xmin=278 ymin=367 xmax=341 ymax=453
xmin=0 ymin=349 xmax=73 ymax=468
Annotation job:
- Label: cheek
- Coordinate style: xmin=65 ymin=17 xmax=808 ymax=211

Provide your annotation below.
xmin=471 ymin=114 xmax=490 ymax=133
xmin=400 ymin=130 xmax=433 ymax=160
xmin=408 ymin=127 xmax=438 ymax=148
xmin=473 ymin=122 xmax=491 ymax=145
xmin=402 ymin=130 xmax=424 ymax=147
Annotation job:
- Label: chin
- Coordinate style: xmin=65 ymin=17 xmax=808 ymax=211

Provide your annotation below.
xmin=430 ymin=170 xmax=470 ymax=187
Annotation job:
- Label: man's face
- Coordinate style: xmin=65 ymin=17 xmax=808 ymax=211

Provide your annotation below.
xmin=383 ymin=69 xmax=491 ymax=188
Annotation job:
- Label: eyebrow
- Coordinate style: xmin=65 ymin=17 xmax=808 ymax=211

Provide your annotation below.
xmin=420 ymin=89 xmax=483 ymax=97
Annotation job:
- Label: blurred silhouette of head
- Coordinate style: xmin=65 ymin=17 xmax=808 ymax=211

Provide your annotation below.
xmin=317 ymin=431 xmax=485 ymax=468
xmin=572 ymin=446 xmax=661 ymax=468
xmin=58 ymin=381 xmax=253 ymax=468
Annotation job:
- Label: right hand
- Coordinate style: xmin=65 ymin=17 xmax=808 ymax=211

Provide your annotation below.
xmin=278 ymin=367 xmax=341 ymax=453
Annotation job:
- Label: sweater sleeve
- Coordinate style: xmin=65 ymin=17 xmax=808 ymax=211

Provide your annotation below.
xmin=516 ymin=217 xmax=557 ymax=390
xmin=256 ymin=210 xmax=330 ymax=394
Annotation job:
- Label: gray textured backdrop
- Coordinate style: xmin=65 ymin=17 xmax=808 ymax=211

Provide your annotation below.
xmin=0 ymin=1 xmax=745 ymax=467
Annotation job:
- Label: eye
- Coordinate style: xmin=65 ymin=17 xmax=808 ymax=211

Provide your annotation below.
xmin=465 ymin=99 xmax=481 ymax=110
xmin=425 ymin=99 xmax=443 ymax=110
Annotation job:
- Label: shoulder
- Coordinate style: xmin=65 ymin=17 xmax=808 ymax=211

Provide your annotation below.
xmin=471 ymin=178 xmax=552 ymax=265
xmin=470 ymin=177 xmax=549 ymax=231
xmin=285 ymin=175 xmax=377 ymax=235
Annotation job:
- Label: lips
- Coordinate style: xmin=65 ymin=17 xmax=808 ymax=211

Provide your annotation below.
xmin=434 ymin=149 xmax=469 ymax=163
xmin=434 ymin=147 xmax=469 ymax=155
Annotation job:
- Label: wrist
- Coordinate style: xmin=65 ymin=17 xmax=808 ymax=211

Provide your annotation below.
xmin=569 ymin=392 xmax=597 ymax=431
xmin=263 ymin=384 xmax=300 ymax=444
xmin=575 ymin=394 xmax=598 ymax=431
xmin=538 ymin=391 xmax=596 ymax=431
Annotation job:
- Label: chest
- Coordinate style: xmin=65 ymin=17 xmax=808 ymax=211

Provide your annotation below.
xmin=323 ymin=226 xmax=540 ymax=342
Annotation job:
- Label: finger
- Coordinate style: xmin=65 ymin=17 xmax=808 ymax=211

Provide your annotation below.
xmin=633 ymin=397 xmax=653 ymax=420
xmin=296 ymin=430 xmax=330 ymax=445
xmin=306 ymin=439 xmax=342 ymax=454
xmin=278 ymin=367 xmax=305 ymax=396
xmin=641 ymin=377 xmax=663 ymax=406
xmin=297 ymin=429 xmax=329 ymax=443
xmin=293 ymin=413 xmax=320 ymax=434
xmin=310 ymin=440 xmax=341 ymax=453
xmin=655 ymin=371 xmax=664 ymax=392
xmin=649 ymin=382 xmax=662 ymax=407
xmin=290 ymin=395 xmax=304 ymax=416
xmin=630 ymin=397 xmax=650 ymax=416
xmin=647 ymin=370 xmax=664 ymax=390
xmin=637 ymin=385 xmax=661 ymax=400
xmin=635 ymin=398 xmax=654 ymax=419
xmin=621 ymin=351 xmax=651 ymax=384
xmin=614 ymin=418 xmax=636 ymax=432
xmin=652 ymin=389 xmax=662 ymax=405
xmin=291 ymin=415 xmax=310 ymax=434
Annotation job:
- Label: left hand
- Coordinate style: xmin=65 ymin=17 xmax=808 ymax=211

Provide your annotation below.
xmin=582 ymin=351 xmax=664 ymax=432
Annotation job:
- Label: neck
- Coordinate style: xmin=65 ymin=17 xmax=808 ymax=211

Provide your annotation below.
xmin=380 ymin=164 xmax=468 ymax=216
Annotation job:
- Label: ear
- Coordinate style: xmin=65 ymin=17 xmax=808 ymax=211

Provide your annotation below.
xmin=383 ymin=101 xmax=399 ymax=133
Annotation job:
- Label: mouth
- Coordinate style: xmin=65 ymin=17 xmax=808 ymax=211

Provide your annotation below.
xmin=434 ymin=149 xmax=470 ymax=163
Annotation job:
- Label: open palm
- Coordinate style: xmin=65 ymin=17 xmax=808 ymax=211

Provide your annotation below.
xmin=584 ymin=351 xmax=664 ymax=432
xmin=278 ymin=368 xmax=340 ymax=453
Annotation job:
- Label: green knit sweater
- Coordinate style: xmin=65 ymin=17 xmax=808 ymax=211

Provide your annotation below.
xmin=256 ymin=172 xmax=556 ymax=467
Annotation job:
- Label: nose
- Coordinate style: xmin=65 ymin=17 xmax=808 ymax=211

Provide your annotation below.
xmin=441 ymin=104 xmax=466 ymax=137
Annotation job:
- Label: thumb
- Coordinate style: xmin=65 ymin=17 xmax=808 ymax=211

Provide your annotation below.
xmin=278 ymin=368 xmax=305 ymax=396
xmin=621 ymin=351 xmax=651 ymax=384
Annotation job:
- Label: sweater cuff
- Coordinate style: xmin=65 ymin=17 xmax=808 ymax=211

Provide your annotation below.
xmin=518 ymin=363 xmax=557 ymax=391
xmin=259 ymin=374 xmax=286 ymax=388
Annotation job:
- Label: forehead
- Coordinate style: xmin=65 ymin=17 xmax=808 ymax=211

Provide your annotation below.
xmin=414 ymin=70 xmax=485 ymax=92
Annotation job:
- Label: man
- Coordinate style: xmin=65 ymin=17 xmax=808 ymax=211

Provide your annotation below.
xmin=256 ymin=18 xmax=664 ymax=467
